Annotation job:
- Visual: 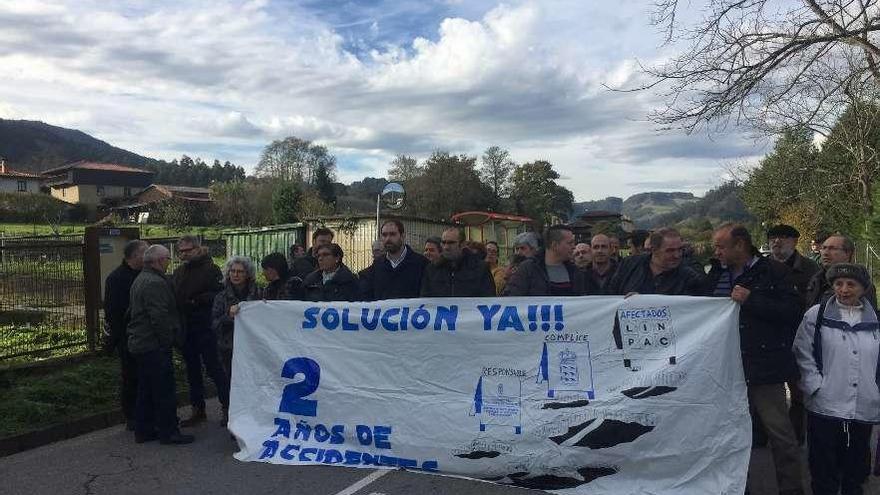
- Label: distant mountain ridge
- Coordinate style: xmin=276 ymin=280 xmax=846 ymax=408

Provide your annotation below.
xmin=573 ymin=192 xmax=699 ymax=227
xmin=0 ymin=119 xmax=159 ymax=173
xmin=573 ymin=186 xmax=752 ymax=228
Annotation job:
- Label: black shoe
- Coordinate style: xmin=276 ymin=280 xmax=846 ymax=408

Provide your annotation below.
xmin=160 ymin=432 xmax=195 ymax=445
xmin=135 ymin=431 xmax=159 ymax=443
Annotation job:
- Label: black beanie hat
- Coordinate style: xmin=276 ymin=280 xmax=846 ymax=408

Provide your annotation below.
xmin=826 ymin=263 xmax=871 ymax=289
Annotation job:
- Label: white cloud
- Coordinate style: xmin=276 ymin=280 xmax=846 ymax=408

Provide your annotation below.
xmin=0 ymin=0 xmax=764 ymax=201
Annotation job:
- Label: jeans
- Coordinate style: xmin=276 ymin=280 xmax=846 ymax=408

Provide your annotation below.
xmin=134 ymin=348 xmax=178 ymax=439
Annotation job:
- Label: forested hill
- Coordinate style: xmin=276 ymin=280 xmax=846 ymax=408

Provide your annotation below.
xmin=0 ymin=119 xmax=245 ymax=186
xmin=650 ymin=182 xmax=754 ymax=226
xmin=574 ymin=185 xmax=753 ymax=228
xmin=573 ymin=191 xmax=699 ymax=227
xmin=0 ymin=119 xmax=158 ymax=172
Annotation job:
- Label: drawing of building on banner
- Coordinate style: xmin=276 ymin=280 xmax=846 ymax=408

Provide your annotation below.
xmin=472 ymin=375 xmax=523 ymax=434
xmin=615 ymin=306 xmax=677 ymax=372
xmin=536 ymin=341 xmax=595 ymax=400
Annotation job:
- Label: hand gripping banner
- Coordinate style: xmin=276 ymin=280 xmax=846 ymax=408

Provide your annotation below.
xmin=230 ymin=295 xmax=749 ymax=494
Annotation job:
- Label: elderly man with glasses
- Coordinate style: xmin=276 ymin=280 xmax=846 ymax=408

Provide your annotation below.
xmin=805 ymin=234 xmax=876 ymax=308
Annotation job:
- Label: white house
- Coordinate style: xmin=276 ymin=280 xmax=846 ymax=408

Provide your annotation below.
xmin=0 ymin=157 xmax=41 ymax=194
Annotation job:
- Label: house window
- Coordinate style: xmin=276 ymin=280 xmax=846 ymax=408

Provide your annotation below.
xmin=96 ymin=185 xmax=105 ymax=197
xmin=124 ymin=187 xmax=132 ymax=198
xmin=17 ymin=181 xmax=26 ymax=192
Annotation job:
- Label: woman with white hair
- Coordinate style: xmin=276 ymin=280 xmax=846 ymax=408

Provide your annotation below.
xmin=793 ymin=263 xmax=880 ymax=495
xmin=211 ymin=255 xmax=257 ymax=425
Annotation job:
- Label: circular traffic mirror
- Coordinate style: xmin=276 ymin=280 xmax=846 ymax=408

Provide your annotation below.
xmin=381 ymin=182 xmax=406 ymax=210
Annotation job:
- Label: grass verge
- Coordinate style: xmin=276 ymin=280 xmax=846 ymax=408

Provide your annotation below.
xmin=0 ymin=352 xmax=191 ymax=438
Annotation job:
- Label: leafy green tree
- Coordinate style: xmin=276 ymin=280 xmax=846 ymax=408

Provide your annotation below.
xmin=388 ymin=154 xmax=421 ymax=183
xmin=255 ymin=136 xmax=336 ymax=184
xmin=314 ymin=163 xmax=337 ymax=207
xmin=509 ymin=160 xmax=574 ymax=228
xmin=272 ymin=181 xmax=301 ymax=224
xmin=405 ymin=151 xmax=492 ymax=219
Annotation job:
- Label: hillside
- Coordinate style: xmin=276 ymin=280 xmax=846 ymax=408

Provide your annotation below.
xmin=0 ymin=119 xmax=158 ymax=173
xmin=574 ymin=192 xmax=699 ymax=227
xmin=0 ymin=119 xmax=245 ymax=186
xmin=651 ymin=182 xmax=754 ymax=227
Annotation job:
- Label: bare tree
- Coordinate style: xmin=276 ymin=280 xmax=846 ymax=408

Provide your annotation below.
xmin=640 ymin=0 xmax=880 ymax=134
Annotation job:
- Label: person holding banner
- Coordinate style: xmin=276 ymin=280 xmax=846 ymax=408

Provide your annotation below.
xmin=793 ymin=263 xmax=879 ymax=495
xmin=706 ymin=223 xmax=805 ymax=495
xmin=301 ymin=243 xmax=360 ymax=302
xmin=212 ymin=256 xmax=258 ymax=425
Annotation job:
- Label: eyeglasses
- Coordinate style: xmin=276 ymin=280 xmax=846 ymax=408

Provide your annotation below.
xmin=228 ymin=268 xmax=246 ymax=274
xmin=440 ymin=240 xmax=459 ymax=245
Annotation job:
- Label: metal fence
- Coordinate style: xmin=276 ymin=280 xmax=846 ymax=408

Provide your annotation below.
xmin=142 ymin=236 xmax=227 ymax=271
xmin=0 ymin=239 xmax=87 ymax=361
xmin=224 ymin=223 xmax=304 ymax=265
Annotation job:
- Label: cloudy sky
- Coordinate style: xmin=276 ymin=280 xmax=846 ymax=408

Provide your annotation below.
xmin=0 ymin=0 xmax=768 ymax=201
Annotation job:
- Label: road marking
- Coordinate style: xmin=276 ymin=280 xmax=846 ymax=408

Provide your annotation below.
xmin=332 ymin=469 xmax=391 ymax=495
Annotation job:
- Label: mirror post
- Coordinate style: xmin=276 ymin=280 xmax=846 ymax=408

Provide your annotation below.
xmin=376 ymin=192 xmax=381 ymax=238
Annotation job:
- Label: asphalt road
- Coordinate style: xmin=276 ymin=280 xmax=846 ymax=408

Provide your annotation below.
xmin=2 ymin=399 xmax=878 ymax=495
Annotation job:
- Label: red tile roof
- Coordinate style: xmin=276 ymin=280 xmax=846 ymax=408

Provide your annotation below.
xmin=0 ymin=169 xmax=41 ymax=179
xmin=42 ymin=161 xmax=153 ymax=175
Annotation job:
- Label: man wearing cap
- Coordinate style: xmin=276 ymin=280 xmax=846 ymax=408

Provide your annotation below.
xmin=768 ymin=224 xmax=820 ymax=306
xmin=767 ymin=224 xmax=820 ymax=445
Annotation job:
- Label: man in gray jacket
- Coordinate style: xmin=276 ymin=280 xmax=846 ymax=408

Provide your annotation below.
xmin=127 ymin=245 xmax=194 ymax=445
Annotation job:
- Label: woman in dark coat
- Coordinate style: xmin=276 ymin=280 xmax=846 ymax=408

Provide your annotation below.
xmin=211 ymin=255 xmax=258 ymax=424
xmin=301 ymin=243 xmax=359 ymax=302
xmin=260 ymin=252 xmax=303 ymax=300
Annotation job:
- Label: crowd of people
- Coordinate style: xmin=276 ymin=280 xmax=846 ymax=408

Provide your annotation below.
xmin=101 ymin=220 xmax=878 ymax=495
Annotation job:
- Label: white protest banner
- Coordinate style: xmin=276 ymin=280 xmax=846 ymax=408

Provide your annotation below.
xmin=230 ymin=295 xmax=749 ymax=494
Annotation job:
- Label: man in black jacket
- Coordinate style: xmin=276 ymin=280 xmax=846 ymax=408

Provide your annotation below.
xmin=172 ymin=235 xmax=228 ymax=427
xmin=706 ymin=223 xmax=805 ymax=495
xmin=421 ymin=228 xmax=495 ymax=297
xmin=767 ymin=224 xmax=820 ymax=445
xmin=805 ymin=234 xmax=877 ymax=308
xmin=103 ymin=239 xmax=148 ymax=431
xmin=607 ymin=228 xmax=703 ymax=296
xmin=768 ymin=224 xmax=820 ymax=306
xmin=504 ymin=225 xmax=594 ymax=296
xmin=361 ymin=220 xmax=428 ymax=300
xmin=291 ymin=228 xmax=334 ymax=279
